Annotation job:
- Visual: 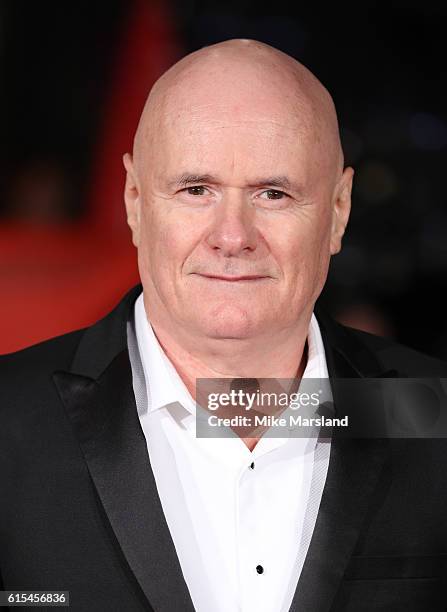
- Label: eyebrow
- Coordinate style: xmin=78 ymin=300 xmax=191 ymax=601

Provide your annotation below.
xmin=248 ymin=176 xmax=294 ymax=191
xmin=167 ymin=174 xmax=218 ymax=190
xmin=166 ymin=173 xmax=302 ymax=193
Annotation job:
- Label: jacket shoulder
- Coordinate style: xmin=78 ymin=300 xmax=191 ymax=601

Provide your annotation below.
xmin=341 ymin=323 xmax=447 ymax=377
xmin=0 ymin=328 xmax=86 ymax=388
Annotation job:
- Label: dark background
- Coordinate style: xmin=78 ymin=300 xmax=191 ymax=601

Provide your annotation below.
xmin=1 ymin=0 xmax=446 ymax=357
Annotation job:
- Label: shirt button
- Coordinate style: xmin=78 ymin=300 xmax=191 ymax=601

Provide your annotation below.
xmin=256 ymin=565 xmax=264 ymax=574
xmin=249 ymin=462 xmax=255 ymax=469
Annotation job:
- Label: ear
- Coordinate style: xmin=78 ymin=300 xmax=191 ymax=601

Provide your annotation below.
xmin=123 ymin=153 xmax=141 ymax=247
xmin=330 ymin=166 xmax=354 ymax=255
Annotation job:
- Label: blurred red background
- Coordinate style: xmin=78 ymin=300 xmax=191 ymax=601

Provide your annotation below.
xmin=0 ymin=0 xmax=180 ymax=354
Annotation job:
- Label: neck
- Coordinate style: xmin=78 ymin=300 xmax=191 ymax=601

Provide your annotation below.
xmin=145 ymin=310 xmax=310 ymax=403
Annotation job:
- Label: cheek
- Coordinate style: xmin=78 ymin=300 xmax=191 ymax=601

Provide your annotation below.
xmin=137 ymin=205 xmax=169 ymax=284
xmin=139 ymin=206 xmax=200 ymax=279
xmin=271 ymin=214 xmax=332 ymax=288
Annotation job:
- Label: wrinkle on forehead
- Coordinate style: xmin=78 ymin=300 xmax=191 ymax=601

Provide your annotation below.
xmin=133 ymin=39 xmax=343 ymax=182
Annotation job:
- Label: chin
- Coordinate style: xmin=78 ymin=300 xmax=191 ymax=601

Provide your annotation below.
xmin=196 ymin=303 xmax=258 ymax=339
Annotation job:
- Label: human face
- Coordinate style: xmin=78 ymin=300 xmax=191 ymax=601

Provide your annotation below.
xmin=125 ymin=99 xmax=351 ymax=341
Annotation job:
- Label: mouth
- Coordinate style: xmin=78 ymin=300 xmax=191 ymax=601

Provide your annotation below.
xmin=194 ymin=273 xmax=270 ymax=282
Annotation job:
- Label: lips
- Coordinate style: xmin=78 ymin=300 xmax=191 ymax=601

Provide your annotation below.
xmin=195 ymin=274 xmax=269 ymax=281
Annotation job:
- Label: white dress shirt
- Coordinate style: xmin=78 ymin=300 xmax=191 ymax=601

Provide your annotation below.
xmin=127 ymin=292 xmax=332 ymax=612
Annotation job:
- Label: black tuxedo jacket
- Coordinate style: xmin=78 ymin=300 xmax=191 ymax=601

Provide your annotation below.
xmin=1 ymin=284 xmax=447 ymax=611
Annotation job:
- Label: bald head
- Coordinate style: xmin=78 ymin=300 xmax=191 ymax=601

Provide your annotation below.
xmin=123 ymin=37 xmax=353 ymax=350
xmin=132 ymin=39 xmax=343 ymax=181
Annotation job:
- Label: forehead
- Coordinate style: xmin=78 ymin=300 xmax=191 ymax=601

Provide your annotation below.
xmin=150 ymin=100 xmax=321 ymax=186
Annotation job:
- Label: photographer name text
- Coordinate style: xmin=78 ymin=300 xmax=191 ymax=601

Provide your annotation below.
xmin=207 ymin=414 xmax=348 ymax=428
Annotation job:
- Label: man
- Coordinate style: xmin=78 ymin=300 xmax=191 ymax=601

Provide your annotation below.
xmin=1 ymin=39 xmax=446 ymax=612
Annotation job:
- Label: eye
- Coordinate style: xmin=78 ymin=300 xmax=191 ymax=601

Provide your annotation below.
xmin=184 ymin=185 xmax=209 ymax=196
xmin=259 ymin=189 xmax=287 ymax=200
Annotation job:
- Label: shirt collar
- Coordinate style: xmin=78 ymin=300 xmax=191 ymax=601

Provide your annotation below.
xmin=134 ymin=292 xmax=194 ymax=414
xmin=134 ymin=292 xmax=330 ymax=416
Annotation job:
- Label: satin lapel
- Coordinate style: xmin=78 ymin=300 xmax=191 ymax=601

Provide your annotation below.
xmin=53 ymin=293 xmax=195 ymax=611
xmin=289 ymin=308 xmax=392 ymax=612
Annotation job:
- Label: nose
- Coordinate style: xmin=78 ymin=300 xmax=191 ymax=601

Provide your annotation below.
xmin=205 ymin=191 xmax=258 ymax=256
